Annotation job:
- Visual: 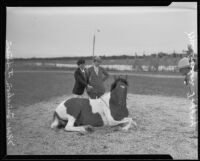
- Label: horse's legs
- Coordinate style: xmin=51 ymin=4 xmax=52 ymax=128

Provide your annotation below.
xmin=102 ymin=104 xmax=134 ymax=128
xmin=108 ymin=118 xmax=137 ymax=131
xmin=108 ymin=119 xmax=130 ymax=127
xmin=64 ymin=115 xmax=93 ymax=133
xmin=121 ymin=118 xmax=137 ymax=131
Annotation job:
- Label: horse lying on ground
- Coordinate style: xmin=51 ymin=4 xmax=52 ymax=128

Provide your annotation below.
xmin=51 ymin=76 xmax=137 ymax=133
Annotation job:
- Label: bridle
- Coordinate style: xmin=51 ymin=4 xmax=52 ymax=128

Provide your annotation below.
xmin=100 ymin=83 xmax=127 ymax=108
xmin=100 ymin=96 xmax=110 ymax=109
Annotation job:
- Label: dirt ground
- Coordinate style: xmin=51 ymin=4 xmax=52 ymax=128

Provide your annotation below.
xmin=7 ymin=94 xmax=198 ymax=159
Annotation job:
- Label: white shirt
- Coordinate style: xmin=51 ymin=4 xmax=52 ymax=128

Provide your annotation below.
xmin=80 ymin=68 xmax=85 ymax=73
xmin=93 ymin=65 xmax=99 ymax=75
xmin=80 ymin=68 xmax=86 ymax=78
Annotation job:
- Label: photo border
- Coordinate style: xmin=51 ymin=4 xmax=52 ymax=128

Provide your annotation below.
xmin=1 ymin=0 xmax=198 ymax=160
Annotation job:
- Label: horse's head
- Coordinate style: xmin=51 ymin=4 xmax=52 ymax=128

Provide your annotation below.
xmin=109 ymin=75 xmax=129 ymax=120
xmin=111 ymin=75 xmax=128 ymax=94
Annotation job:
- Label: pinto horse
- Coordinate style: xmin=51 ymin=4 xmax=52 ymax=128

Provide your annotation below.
xmin=51 ymin=76 xmax=137 ymax=133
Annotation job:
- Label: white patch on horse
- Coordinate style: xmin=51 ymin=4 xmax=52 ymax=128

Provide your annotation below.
xmin=89 ymin=98 xmax=103 ymax=113
xmin=53 ymin=99 xmax=88 ymax=133
xmin=120 ymin=85 xmax=125 ymax=88
xmin=89 ymin=92 xmax=111 ymax=125
xmin=55 ymin=101 xmax=70 ymax=120
xmin=55 ymin=95 xmax=86 ymax=120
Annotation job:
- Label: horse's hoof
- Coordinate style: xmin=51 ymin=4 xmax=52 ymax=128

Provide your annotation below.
xmin=122 ymin=127 xmax=129 ymax=132
xmin=113 ymin=127 xmax=121 ymax=132
xmin=131 ymin=120 xmax=137 ymax=128
xmin=133 ymin=122 xmax=137 ymax=127
xmin=85 ymin=125 xmax=94 ymax=133
xmin=78 ymin=132 xmax=87 ymax=136
xmin=54 ymin=128 xmax=60 ymax=132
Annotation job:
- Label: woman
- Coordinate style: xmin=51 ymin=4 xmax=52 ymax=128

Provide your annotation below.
xmin=72 ymin=58 xmax=93 ymax=98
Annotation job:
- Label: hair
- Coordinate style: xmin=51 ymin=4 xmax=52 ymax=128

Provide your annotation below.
xmin=77 ymin=59 xmax=85 ymax=65
xmin=110 ymin=78 xmax=128 ymax=91
xmin=93 ymin=57 xmax=102 ymax=63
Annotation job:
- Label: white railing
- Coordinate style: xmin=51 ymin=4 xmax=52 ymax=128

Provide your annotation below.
xmin=30 ymin=62 xmax=178 ymax=72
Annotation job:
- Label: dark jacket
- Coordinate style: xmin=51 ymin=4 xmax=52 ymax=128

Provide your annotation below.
xmin=72 ymin=68 xmax=89 ymax=95
xmin=87 ymin=66 xmax=109 ymax=98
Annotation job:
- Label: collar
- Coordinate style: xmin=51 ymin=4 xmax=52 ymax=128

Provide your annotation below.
xmin=93 ymin=65 xmax=99 ymax=69
xmin=100 ymin=97 xmax=109 ymax=109
xmin=79 ymin=68 xmax=85 ymax=72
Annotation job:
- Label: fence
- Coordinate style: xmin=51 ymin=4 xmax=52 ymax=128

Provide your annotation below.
xmin=30 ymin=62 xmax=179 ymax=72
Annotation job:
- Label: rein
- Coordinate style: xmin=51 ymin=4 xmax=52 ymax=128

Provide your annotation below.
xmin=100 ymin=96 xmax=110 ymax=109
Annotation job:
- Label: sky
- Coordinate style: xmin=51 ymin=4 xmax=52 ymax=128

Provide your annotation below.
xmin=6 ymin=2 xmax=197 ymax=58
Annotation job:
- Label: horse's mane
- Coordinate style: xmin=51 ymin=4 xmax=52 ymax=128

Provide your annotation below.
xmin=110 ymin=78 xmax=128 ymax=91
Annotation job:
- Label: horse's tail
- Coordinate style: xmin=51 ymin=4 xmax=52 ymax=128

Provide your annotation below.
xmin=52 ymin=111 xmax=56 ymax=121
xmin=51 ymin=111 xmax=68 ymax=129
xmin=51 ymin=111 xmax=58 ymax=129
xmin=52 ymin=111 xmax=57 ymax=124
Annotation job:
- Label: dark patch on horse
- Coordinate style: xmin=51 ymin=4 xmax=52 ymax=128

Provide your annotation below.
xmin=64 ymin=98 xmax=104 ymax=127
xmin=110 ymin=78 xmax=128 ymax=91
xmin=53 ymin=111 xmax=68 ymax=129
xmin=109 ymin=78 xmax=129 ymax=121
xmin=61 ymin=78 xmax=129 ymax=127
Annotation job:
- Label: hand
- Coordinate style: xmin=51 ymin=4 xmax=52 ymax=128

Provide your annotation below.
xmin=102 ymin=76 xmax=108 ymax=82
xmin=87 ymin=85 xmax=93 ymax=89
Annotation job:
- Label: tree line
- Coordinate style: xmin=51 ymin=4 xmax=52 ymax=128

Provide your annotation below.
xmin=13 ymin=52 xmax=197 ymax=61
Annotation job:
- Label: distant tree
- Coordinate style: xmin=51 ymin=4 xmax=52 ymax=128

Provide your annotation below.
xmin=149 ymin=55 xmax=159 ymax=72
xmin=151 ymin=53 xmax=157 ymax=58
xmin=143 ymin=51 xmax=146 ymax=58
xmin=158 ymin=52 xmax=166 ymax=58
xmin=172 ymin=51 xmax=177 ymax=58
xmin=101 ymin=55 xmax=106 ymax=60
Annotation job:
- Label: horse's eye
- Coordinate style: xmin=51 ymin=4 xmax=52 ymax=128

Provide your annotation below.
xmin=120 ymin=85 xmax=125 ymax=89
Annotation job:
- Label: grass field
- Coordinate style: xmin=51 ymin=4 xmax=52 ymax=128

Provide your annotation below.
xmin=6 ymin=70 xmax=197 ymax=159
xmin=7 ymin=93 xmax=197 ymax=158
xmin=8 ymin=71 xmax=188 ymax=109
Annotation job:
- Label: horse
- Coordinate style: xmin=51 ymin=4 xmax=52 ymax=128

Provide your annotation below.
xmin=50 ymin=76 xmax=137 ymax=133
